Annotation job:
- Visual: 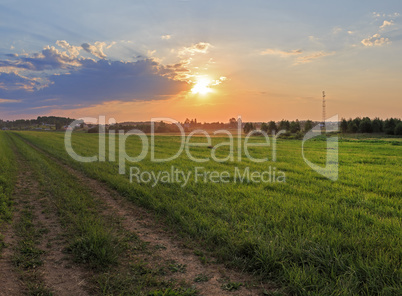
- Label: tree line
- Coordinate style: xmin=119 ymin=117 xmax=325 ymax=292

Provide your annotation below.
xmin=0 ymin=116 xmax=75 ymax=130
xmin=243 ymin=117 xmax=402 ymax=136
xmin=244 ymin=120 xmax=314 ymax=135
xmin=340 ymin=117 xmax=402 ymax=135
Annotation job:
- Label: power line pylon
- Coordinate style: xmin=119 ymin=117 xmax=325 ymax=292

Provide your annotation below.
xmin=321 ymin=91 xmax=326 ymax=133
xmin=322 ymin=91 xmax=326 ymax=124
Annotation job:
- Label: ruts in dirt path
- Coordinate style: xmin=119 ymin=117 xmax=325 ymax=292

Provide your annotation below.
xmin=20 ymin=136 xmax=272 ymax=295
xmin=0 ymin=142 xmax=89 ymax=296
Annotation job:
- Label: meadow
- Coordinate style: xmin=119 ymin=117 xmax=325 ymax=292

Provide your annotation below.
xmin=1 ymin=130 xmax=401 ymax=295
xmin=0 ymin=133 xmax=16 ymax=240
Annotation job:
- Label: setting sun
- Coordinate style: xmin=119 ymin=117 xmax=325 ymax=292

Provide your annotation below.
xmin=191 ymin=78 xmax=212 ymax=95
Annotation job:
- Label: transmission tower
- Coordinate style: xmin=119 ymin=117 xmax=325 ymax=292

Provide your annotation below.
xmin=322 ymin=91 xmax=326 ymax=123
xmin=320 ymin=91 xmax=326 ymax=132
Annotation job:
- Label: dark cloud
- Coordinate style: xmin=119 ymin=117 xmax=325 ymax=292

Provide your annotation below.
xmin=0 ymin=46 xmax=80 ymax=71
xmin=35 ymin=59 xmax=188 ymax=103
xmin=0 ymin=53 xmax=189 ymax=114
xmin=0 ymin=72 xmax=42 ymax=91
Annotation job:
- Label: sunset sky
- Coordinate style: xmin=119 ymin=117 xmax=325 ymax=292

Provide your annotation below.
xmin=1 ymin=0 xmax=401 ymax=122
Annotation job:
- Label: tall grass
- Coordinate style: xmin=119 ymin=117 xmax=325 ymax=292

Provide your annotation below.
xmin=14 ymin=131 xmax=402 ymax=295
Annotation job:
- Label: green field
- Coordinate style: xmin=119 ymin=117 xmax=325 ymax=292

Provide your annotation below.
xmin=1 ymin=130 xmax=402 ymax=295
xmin=0 ymin=133 xmax=16 ymax=239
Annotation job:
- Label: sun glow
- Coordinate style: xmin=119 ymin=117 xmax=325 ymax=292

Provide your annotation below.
xmin=191 ymin=77 xmax=213 ymax=95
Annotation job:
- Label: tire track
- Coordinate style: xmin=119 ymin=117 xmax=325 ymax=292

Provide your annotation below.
xmin=0 ymin=221 xmax=23 ymax=296
xmin=18 ymin=135 xmax=274 ymax=296
xmin=6 ymin=137 xmax=90 ymax=296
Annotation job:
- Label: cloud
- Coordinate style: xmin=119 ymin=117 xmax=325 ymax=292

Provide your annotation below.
xmin=174 ymin=42 xmax=215 ymax=81
xmin=380 ymin=20 xmax=394 ymax=30
xmin=260 ymin=48 xmax=333 ymax=65
xmin=46 ymin=58 xmax=187 ymax=102
xmin=0 ymin=40 xmax=226 ymax=115
xmin=0 ymin=98 xmax=21 ymax=103
xmin=0 ymin=72 xmax=45 ymax=91
xmin=81 ymin=41 xmax=108 ymax=59
xmin=0 ymin=53 xmax=189 ymax=114
xmin=295 ymin=51 xmax=335 ymax=64
xmin=179 ymin=42 xmax=211 ymax=56
xmin=361 ymin=34 xmax=391 ymax=46
xmin=373 ymin=12 xmax=400 ymax=18
xmin=210 ymin=76 xmax=227 ymax=86
xmin=161 ymin=34 xmax=171 ymax=40
xmin=56 ymin=40 xmax=81 ymax=57
xmin=260 ymin=48 xmax=302 ymax=57
xmin=5 ymin=53 xmax=19 ymax=58
xmin=0 ymin=45 xmax=81 ymax=72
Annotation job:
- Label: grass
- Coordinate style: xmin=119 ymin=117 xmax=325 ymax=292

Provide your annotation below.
xmin=0 ymin=132 xmax=17 ymax=250
xmin=148 ymin=287 xmax=198 ymax=296
xmin=13 ymin=208 xmax=45 ymax=270
xmin=9 ymin=133 xmax=119 ymax=269
xmin=8 ymin=130 xmax=402 ymax=295
xmin=221 ymin=281 xmax=243 ymax=291
xmin=193 ymin=273 xmax=209 ymax=283
xmin=13 ymin=206 xmax=53 ymax=296
xmin=168 ymin=263 xmax=187 ymax=273
xmin=5 ymin=132 xmax=202 ymax=295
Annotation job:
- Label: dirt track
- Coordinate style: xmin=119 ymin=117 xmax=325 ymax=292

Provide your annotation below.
xmin=1 ymin=148 xmax=89 ymax=295
xmin=0 ymin=136 xmax=272 ymax=295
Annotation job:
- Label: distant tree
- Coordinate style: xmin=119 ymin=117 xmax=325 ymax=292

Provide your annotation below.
xmin=371 ymin=118 xmax=383 ymax=133
xmin=395 ymin=122 xmax=402 ymax=135
xmin=55 ymin=122 xmax=61 ymax=130
xmin=279 ymin=120 xmax=290 ymax=131
xmin=243 ymin=122 xmax=255 ymax=134
xmin=347 ymin=120 xmax=358 ymax=133
xmin=340 ymin=119 xmax=348 ymax=133
xmin=261 ymin=122 xmax=268 ymax=133
xmin=359 ymin=117 xmax=373 ymax=133
xmin=156 ymin=121 xmax=168 ymax=133
xmin=352 ymin=117 xmax=362 ymax=130
xmin=384 ymin=118 xmax=396 ymax=135
xmin=268 ymin=121 xmax=277 ymax=134
xmin=290 ymin=120 xmax=301 ymax=133
xmin=229 ymin=118 xmax=237 ymax=128
xmin=88 ymin=126 xmax=99 ymax=133
xmin=303 ymin=120 xmax=313 ymax=133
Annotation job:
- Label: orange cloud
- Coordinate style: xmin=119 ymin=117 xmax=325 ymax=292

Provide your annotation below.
xmin=295 ymin=51 xmax=335 ymax=64
xmin=260 ymin=48 xmax=302 ymax=57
